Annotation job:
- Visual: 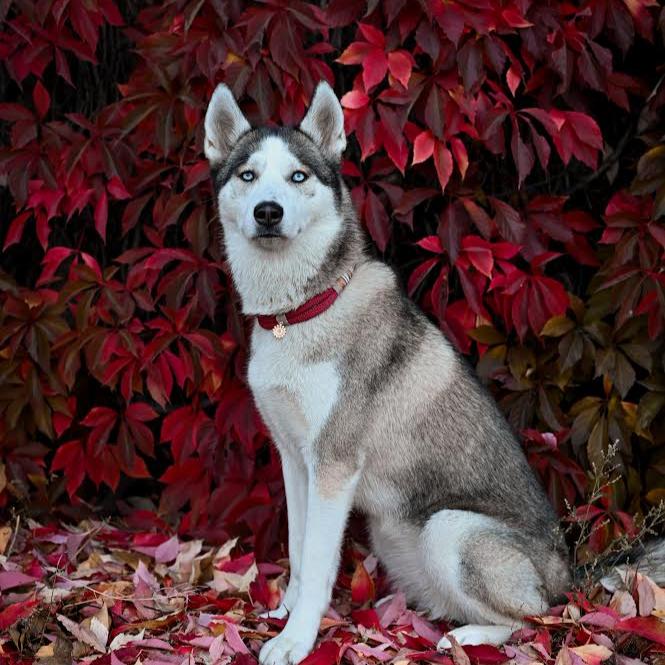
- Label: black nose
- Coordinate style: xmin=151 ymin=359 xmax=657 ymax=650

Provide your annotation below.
xmin=254 ymin=201 xmax=283 ymax=227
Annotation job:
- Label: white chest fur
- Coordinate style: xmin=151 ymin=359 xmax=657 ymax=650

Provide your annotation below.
xmin=247 ymin=324 xmax=340 ymax=462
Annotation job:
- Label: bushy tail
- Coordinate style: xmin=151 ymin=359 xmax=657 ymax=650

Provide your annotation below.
xmin=594 ymin=538 xmax=665 ymax=591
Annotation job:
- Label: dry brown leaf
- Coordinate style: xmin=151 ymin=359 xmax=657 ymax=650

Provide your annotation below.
xmin=35 ymin=643 xmax=55 ymax=658
xmin=212 ymin=561 xmax=258 ymax=594
xmin=121 ymin=611 xmax=184 ymax=631
xmin=610 ymin=589 xmax=638 ymax=618
xmin=555 ymin=645 xmax=574 ymax=665
xmin=58 ymin=613 xmax=106 ymax=653
xmin=636 ymin=573 xmax=665 ymax=616
xmin=109 ymin=628 xmax=145 ymax=650
xmin=0 ymin=525 xmax=12 ymax=555
xmin=570 ymin=644 xmax=613 ymax=665
xmin=447 ymin=633 xmax=471 ymax=665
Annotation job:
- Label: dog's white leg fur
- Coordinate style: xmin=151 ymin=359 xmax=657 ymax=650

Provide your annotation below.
xmin=261 ymin=453 xmax=308 ymax=619
xmin=438 ymin=625 xmax=517 ymax=649
xmin=259 ymin=470 xmax=359 ymax=665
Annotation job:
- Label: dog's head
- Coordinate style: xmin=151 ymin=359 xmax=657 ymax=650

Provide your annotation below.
xmin=204 ymin=82 xmax=346 ymax=251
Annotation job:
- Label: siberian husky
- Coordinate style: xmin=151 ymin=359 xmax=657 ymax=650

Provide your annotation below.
xmin=203 ymin=81 xmax=572 ymax=665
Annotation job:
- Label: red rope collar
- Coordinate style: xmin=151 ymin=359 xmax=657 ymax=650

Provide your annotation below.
xmin=256 ymin=268 xmax=354 ymax=339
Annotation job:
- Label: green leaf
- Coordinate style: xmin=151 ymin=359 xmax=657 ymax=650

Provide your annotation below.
xmin=559 ymin=332 xmax=584 ymax=371
xmin=587 ymin=415 xmax=608 ymax=469
xmin=620 ymin=342 xmax=652 ymax=371
xmin=540 ymin=315 xmax=575 ymax=337
xmin=467 ymin=325 xmax=506 ymax=345
xmin=638 ymin=391 xmax=665 ymax=430
xmin=613 ymin=351 xmax=636 ymax=398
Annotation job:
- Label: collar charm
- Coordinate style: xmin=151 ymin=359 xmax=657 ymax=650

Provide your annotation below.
xmin=272 ymin=323 xmax=287 ymax=339
xmin=271 ymin=314 xmax=289 ymax=339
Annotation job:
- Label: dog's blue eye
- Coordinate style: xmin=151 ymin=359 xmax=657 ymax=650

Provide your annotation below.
xmin=239 ymin=170 xmax=255 ymax=182
xmin=291 ymin=171 xmax=308 ymax=183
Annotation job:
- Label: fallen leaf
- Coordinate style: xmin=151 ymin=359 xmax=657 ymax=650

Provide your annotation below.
xmin=0 ymin=526 xmax=12 ymax=555
xmin=570 ymin=644 xmax=613 ymax=665
xmin=614 ymin=616 xmax=665 ymax=646
xmin=109 ymin=627 xmax=145 ymax=650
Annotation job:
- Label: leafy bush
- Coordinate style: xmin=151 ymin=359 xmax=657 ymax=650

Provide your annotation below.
xmin=0 ymin=0 xmax=663 ymax=559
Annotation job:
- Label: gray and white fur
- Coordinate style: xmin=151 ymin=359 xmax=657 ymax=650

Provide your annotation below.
xmin=204 ymin=81 xmax=571 ymax=665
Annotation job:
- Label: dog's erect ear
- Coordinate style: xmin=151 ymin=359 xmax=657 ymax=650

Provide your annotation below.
xmin=299 ymin=81 xmax=346 ymax=160
xmin=204 ymin=83 xmax=251 ymax=165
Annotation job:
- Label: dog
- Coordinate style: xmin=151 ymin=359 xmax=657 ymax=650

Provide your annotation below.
xmin=203 ymin=81 xmax=572 ymax=665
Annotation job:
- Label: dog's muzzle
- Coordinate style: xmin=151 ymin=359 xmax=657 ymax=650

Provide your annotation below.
xmin=253 ymin=201 xmax=284 ymax=239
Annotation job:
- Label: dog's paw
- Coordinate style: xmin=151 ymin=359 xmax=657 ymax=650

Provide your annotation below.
xmin=437 ymin=624 xmax=515 ymax=650
xmin=258 ymin=604 xmax=289 ymax=620
xmin=259 ymin=632 xmax=312 ymax=665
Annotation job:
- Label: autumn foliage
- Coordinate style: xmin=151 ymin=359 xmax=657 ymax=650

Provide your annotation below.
xmin=0 ymin=0 xmax=664 ymax=563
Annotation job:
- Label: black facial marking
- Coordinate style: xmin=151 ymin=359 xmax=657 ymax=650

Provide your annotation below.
xmin=211 ymin=126 xmax=344 ymax=208
xmin=215 ymin=130 xmax=266 ymax=190
xmin=288 ymin=128 xmax=343 ymax=206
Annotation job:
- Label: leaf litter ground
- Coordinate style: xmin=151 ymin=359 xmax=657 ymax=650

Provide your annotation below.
xmin=1 ymin=520 xmax=664 ymax=665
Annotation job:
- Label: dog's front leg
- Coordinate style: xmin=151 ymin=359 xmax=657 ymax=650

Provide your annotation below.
xmin=259 ymin=465 xmax=359 ymax=665
xmin=261 ymin=452 xmax=308 ymax=619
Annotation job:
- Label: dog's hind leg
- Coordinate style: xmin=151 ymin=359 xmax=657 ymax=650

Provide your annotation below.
xmin=416 ymin=510 xmax=565 ymax=649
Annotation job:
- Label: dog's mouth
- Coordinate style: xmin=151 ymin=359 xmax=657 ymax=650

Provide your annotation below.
xmin=254 ymin=231 xmax=283 ymax=239
xmin=252 ymin=230 xmax=288 ymax=248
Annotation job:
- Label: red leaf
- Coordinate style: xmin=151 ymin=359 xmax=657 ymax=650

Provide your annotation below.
xmin=457 ymin=265 xmax=487 ymax=318
xmin=351 ymin=608 xmax=382 ymax=630
xmin=299 ymin=641 xmax=341 ymax=665
xmin=351 ymin=561 xmax=375 ymax=604
xmin=184 ymin=161 xmax=210 ymax=190
xmin=364 ymin=188 xmax=391 ymax=251
xmin=358 ymin=22 xmax=385 ymax=48
xmin=490 ymin=198 xmax=525 ymax=243
xmin=512 ymin=126 xmax=535 ymax=188
xmin=378 ymin=105 xmax=408 ymax=173
xmin=434 ymin=2 xmax=464 ymax=46
xmin=464 ymin=645 xmax=510 ymax=664
xmin=32 ymin=80 xmax=50 ymax=120
xmin=615 ymin=616 xmax=665 ymax=646
xmin=363 ymin=49 xmax=389 ymax=91
xmin=0 ymin=599 xmax=38 ymax=631
xmin=82 ymin=406 xmax=117 ymax=428
xmin=94 ymin=190 xmax=108 ymax=240
xmin=126 ymin=402 xmax=158 ymax=422
xmin=337 ymin=41 xmax=374 ymax=65
xmin=0 ymin=103 xmax=34 ymax=122
xmin=51 ymin=440 xmax=86 ymax=498
xmin=408 ymin=258 xmax=439 ymax=297
xmin=107 ymin=176 xmax=131 ymax=200
xmin=566 ymin=112 xmax=603 ymax=149
xmin=433 ymin=143 xmax=453 ymax=192
xmin=439 ymin=202 xmax=466 ymax=263
xmin=450 ymin=137 xmax=469 ymax=180
xmin=388 ymin=50 xmax=413 ymax=87
xmin=3 ymin=211 xmax=31 ymax=250
xmin=506 ymin=64 xmax=521 ymax=95
xmin=462 ymin=243 xmax=494 ymax=277
xmin=416 ymin=236 xmax=443 ymax=254
xmin=413 ymin=131 xmax=435 ymax=165
xmin=458 ymin=39 xmax=483 ymax=92
xmin=341 ymin=90 xmax=370 ymax=109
